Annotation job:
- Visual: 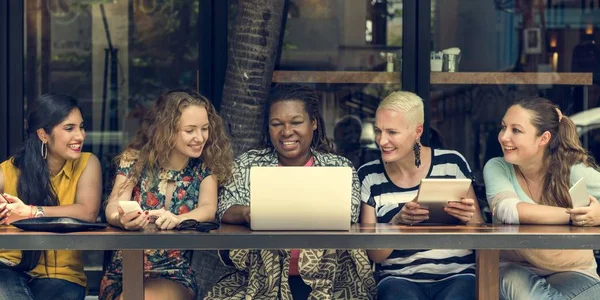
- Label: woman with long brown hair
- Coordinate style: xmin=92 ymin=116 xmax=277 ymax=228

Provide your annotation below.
xmin=0 ymin=94 xmax=101 ymax=300
xmin=100 ymin=89 xmax=233 ymax=300
xmin=484 ymin=97 xmax=600 ymax=299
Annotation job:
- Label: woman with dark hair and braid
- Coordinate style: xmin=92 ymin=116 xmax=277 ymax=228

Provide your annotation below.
xmin=208 ymin=84 xmax=376 ymax=299
xmin=484 ymin=97 xmax=600 ymax=299
xmin=0 ymin=94 xmax=102 ymax=300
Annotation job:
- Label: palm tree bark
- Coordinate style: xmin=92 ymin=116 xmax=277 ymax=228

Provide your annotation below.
xmin=220 ymin=0 xmax=286 ymax=156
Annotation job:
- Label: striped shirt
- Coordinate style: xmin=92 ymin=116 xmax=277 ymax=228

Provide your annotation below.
xmin=358 ymin=149 xmax=476 ymax=282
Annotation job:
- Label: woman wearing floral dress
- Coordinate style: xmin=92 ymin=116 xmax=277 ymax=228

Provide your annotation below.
xmin=99 ymin=89 xmax=233 ymax=300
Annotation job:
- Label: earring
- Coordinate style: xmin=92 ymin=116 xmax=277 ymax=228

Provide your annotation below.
xmin=413 ymin=142 xmax=421 ymax=168
xmin=41 ymin=142 xmax=48 ymax=160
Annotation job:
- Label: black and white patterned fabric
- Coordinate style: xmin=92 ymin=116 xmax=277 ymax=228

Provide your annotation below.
xmin=208 ymin=148 xmax=376 ymax=299
xmin=358 ymin=149 xmax=476 ymax=283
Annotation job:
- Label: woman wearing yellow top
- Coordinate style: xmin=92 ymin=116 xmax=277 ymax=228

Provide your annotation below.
xmin=0 ymin=94 xmax=102 ymax=300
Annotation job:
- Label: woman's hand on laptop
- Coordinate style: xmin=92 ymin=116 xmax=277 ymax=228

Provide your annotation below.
xmin=242 ymin=206 xmax=251 ymax=225
xmin=444 ymin=198 xmax=476 ymax=224
xmin=391 ymin=201 xmax=429 ymax=225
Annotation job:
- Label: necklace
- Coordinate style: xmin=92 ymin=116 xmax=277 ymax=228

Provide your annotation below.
xmin=515 ymin=167 xmax=540 ymax=201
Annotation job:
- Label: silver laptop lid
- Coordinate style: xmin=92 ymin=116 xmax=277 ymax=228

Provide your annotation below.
xmin=250 ymin=166 xmax=352 ymax=230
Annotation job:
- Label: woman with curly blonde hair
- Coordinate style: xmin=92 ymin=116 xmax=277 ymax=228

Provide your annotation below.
xmin=100 ymin=89 xmax=233 ymax=300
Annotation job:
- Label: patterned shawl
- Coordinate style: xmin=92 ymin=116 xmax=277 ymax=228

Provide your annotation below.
xmin=206 ymin=149 xmax=376 ymax=299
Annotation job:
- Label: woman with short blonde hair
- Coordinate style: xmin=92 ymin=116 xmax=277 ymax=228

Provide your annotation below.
xmin=359 ymin=91 xmax=482 ymax=300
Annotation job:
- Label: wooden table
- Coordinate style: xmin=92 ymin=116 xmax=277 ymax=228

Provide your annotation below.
xmin=2 ymin=223 xmax=600 ymax=300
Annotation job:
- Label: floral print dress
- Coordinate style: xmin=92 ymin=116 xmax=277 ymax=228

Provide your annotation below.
xmin=99 ymin=156 xmax=212 ymax=300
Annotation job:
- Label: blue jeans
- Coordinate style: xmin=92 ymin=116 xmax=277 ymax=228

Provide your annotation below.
xmin=0 ymin=268 xmax=85 ymax=300
xmin=500 ymin=263 xmax=600 ymax=300
xmin=377 ymin=275 xmax=476 ymax=300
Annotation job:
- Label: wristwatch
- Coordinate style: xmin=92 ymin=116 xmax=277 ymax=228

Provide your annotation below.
xmin=34 ymin=206 xmax=45 ymax=218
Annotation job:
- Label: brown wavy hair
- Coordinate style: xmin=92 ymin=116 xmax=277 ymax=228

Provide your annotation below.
xmin=116 ymin=89 xmax=233 ymax=190
xmin=514 ymin=97 xmax=598 ymax=208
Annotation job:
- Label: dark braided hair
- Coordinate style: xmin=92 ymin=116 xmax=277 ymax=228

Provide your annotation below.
xmin=260 ymin=84 xmax=335 ymax=153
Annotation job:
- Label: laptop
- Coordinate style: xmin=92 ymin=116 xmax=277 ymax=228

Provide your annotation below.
xmin=249 ymin=166 xmax=353 ymax=230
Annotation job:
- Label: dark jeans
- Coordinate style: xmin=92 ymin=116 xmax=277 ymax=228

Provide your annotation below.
xmin=377 ymin=275 xmax=475 ymax=300
xmin=289 ymin=276 xmax=312 ymax=300
xmin=0 ymin=268 xmax=85 ymax=300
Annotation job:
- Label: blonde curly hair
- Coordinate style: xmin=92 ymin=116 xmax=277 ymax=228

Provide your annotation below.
xmin=116 ymin=89 xmax=233 ymax=188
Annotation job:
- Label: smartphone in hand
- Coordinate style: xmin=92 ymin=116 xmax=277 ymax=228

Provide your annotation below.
xmin=119 ymin=201 xmax=143 ymax=214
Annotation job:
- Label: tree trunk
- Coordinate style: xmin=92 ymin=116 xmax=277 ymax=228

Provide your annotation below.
xmin=220 ymin=0 xmax=286 ymax=156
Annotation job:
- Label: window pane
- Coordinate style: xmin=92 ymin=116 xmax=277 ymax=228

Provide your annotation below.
xmin=279 ymin=0 xmax=402 ymax=71
xmin=276 ymin=0 xmax=403 ymax=167
xmin=24 ymin=0 xmax=200 ymax=191
xmin=430 ymin=0 xmax=599 ymax=181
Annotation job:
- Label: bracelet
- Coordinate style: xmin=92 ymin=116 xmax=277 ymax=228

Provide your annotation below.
xmin=34 ymin=206 xmax=45 ymax=218
xmin=28 ymin=205 xmax=35 ymax=218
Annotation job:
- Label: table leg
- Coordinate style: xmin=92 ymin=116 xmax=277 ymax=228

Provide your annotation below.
xmin=122 ymin=250 xmax=145 ymax=300
xmin=476 ymin=249 xmax=499 ymax=300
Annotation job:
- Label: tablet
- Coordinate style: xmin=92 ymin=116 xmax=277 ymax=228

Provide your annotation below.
xmin=569 ymin=178 xmax=589 ymax=208
xmin=416 ymin=178 xmax=472 ymax=225
xmin=119 ymin=201 xmax=143 ymax=214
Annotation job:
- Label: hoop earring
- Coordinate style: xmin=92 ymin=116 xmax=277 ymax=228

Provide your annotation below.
xmin=413 ymin=142 xmax=421 ymax=168
xmin=41 ymin=142 xmax=48 ymax=160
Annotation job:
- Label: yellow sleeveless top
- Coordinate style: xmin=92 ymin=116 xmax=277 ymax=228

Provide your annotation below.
xmin=0 ymin=152 xmax=91 ymax=287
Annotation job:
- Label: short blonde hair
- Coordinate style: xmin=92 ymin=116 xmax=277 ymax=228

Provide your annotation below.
xmin=377 ymin=91 xmax=424 ymax=128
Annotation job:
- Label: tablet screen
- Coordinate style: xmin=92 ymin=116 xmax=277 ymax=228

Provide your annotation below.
xmin=416 ymin=178 xmax=472 ymax=225
xmin=569 ymin=178 xmax=589 ymax=208
xmin=417 ymin=178 xmax=472 ymax=203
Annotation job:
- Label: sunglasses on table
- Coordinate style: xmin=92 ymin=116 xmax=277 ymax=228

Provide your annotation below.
xmin=175 ymin=219 xmax=220 ymax=232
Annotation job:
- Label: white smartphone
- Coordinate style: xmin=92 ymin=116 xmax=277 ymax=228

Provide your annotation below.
xmin=416 ymin=178 xmax=472 ymax=225
xmin=569 ymin=178 xmax=589 ymax=208
xmin=119 ymin=201 xmax=143 ymax=214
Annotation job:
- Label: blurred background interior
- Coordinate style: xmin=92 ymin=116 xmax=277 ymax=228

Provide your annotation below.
xmin=2 ymin=0 xmax=600 ymax=297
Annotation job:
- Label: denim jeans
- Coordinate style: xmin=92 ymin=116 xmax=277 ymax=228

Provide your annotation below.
xmin=499 ymin=263 xmax=600 ymax=300
xmin=0 ymin=268 xmax=85 ymax=300
xmin=377 ymin=275 xmax=476 ymax=300
xmin=288 ymin=276 xmax=312 ymax=300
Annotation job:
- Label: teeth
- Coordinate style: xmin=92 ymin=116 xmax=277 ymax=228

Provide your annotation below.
xmin=504 ymin=147 xmax=516 ymax=150
xmin=68 ymin=144 xmax=81 ymax=149
xmin=382 ymin=148 xmax=395 ymax=151
xmin=283 ymin=142 xmax=296 ymax=145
